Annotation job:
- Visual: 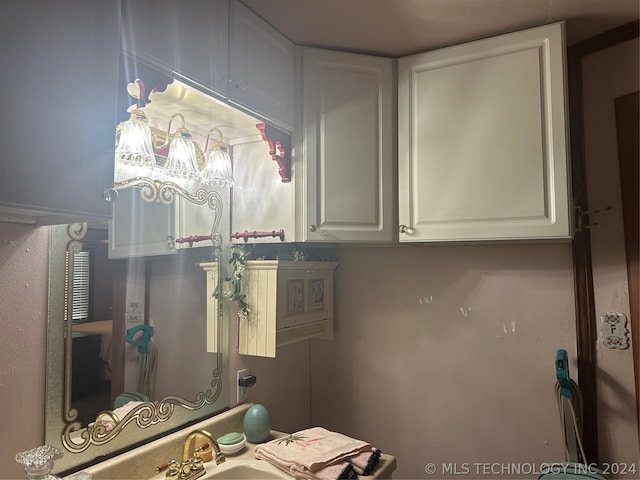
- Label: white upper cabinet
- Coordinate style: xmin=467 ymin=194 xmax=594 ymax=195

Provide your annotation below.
xmin=108 ymin=188 xmax=230 ymax=259
xmin=229 ymin=1 xmax=295 ymax=131
xmin=121 ymin=0 xmax=229 ymax=96
xmin=0 ymin=0 xmax=120 ymax=225
xmin=122 ymin=0 xmax=294 ymax=131
xmin=298 ymin=48 xmax=395 ymax=243
xmin=108 ymin=189 xmax=175 ymax=258
xmin=398 ymin=22 xmax=571 ymax=242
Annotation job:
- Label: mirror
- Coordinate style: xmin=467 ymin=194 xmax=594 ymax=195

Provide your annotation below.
xmin=45 ymin=216 xmax=228 ymax=473
xmin=42 ymin=55 xmax=266 ymax=473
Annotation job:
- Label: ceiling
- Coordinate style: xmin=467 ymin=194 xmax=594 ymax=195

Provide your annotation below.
xmin=241 ymin=0 xmax=639 ymax=56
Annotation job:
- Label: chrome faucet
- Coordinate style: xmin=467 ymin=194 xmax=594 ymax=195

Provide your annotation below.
xmin=183 ymin=429 xmax=226 ymax=465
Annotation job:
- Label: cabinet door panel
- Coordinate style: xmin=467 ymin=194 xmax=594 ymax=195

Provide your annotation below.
xmin=122 ymin=0 xmax=229 ymax=95
xmin=108 ymin=189 xmax=175 ymax=258
xmin=276 ymin=270 xmax=307 ymax=329
xmin=302 ymin=48 xmax=394 ymax=242
xmin=301 ymin=270 xmax=334 ymax=325
xmin=0 ymin=0 xmax=120 ymax=224
xmin=229 ymin=1 xmax=295 ymax=131
xmin=398 ymin=22 xmax=571 ymax=241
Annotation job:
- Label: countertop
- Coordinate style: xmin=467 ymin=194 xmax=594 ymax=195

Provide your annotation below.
xmin=70 ymin=404 xmax=396 ymax=480
xmin=227 ymin=431 xmax=396 ymax=479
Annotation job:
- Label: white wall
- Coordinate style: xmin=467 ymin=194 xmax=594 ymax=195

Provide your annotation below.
xmin=228 ymin=316 xmax=313 ymax=434
xmin=311 ymin=243 xmax=577 ymax=479
xmin=0 ymin=223 xmax=49 ymax=479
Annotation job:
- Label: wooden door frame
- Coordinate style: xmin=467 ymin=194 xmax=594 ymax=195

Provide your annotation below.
xmin=568 ymin=20 xmax=639 ymax=465
xmin=614 ymin=91 xmax=639 ymax=431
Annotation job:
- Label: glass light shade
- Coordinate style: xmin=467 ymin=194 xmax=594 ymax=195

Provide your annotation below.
xmin=164 ymin=129 xmax=199 ymax=179
xmin=114 ymin=110 xmax=155 ymax=167
xmin=200 ymin=145 xmax=234 ymax=188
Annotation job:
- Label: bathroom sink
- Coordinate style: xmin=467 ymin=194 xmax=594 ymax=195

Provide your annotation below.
xmin=149 ymin=460 xmax=291 ymax=480
xmin=201 ymin=460 xmax=290 ymax=479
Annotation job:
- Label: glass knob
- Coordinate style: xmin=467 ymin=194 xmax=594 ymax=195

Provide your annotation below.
xmin=15 ymin=445 xmax=63 ymax=480
xmin=308 ymin=225 xmax=317 ymax=232
xmin=103 ymin=187 xmax=119 ymax=202
xmin=399 ymin=225 xmax=415 ymax=235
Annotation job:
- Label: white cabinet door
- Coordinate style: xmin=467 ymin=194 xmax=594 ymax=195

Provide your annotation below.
xmin=300 ymin=48 xmax=395 ymax=242
xmin=398 ymin=22 xmax=571 ymax=242
xmin=121 ymin=0 xmax=229 ymax=96
xmin=108 ymin=189 xmax=228 ymax=259
xmin=229 ymin=0 xmax=295 ymax=131
xmin=0 ymin=0 xmax=120 ymax=225
xmin=108 ymin=189 xmax=175 ymax=258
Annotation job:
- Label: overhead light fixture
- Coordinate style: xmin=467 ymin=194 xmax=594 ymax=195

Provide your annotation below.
xmin=105 ymin=79 xmax=234 ymax=207
xmin=114 ymin=109 xmax=155 ymax=168
xmin=200 ymin=128 xmax=234 ymax=188
xmin=163 ymin=113 xmax=199 ymax=180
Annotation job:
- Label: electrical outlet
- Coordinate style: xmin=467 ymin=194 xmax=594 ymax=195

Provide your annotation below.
xmin=237 ymin=368 xmax=251 ymax=404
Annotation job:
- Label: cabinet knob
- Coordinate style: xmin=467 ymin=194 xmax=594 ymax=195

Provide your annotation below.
xmin=103 ymin=188 xmax=118 ymax=202
xmin=308 ymin=225 xmax=317 ymax=232
xmin=399 ymin=225 xmax=415 ymax=235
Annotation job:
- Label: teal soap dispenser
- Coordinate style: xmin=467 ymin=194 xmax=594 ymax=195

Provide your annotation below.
xmin=243 ymin=404 xmax=271 ymax=443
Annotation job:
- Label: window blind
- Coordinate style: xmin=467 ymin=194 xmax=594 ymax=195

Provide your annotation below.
xmin=65 ymin=250 xmax=91 ymax=323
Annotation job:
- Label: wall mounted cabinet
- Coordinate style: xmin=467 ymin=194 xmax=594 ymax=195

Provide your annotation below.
xmin=122 ymin=0 xmax=294 ymax=132
xmin=229 ymin=1 xmax=295 ymax=131
xmin=398 ymin=22 xmax=571 ymax=242
xmin=273 ymin=23 xmax=571 ymax=245
xmin=121 ymin=0 xmax=229 ymax=96
xmin=297 ymin=47 xmax=395 ymax=243
xmin=0 ymin=0 xmax=120 ymax=225
xmin=108 ymin=188 xmax=229 ymax=259
xmin=239 ymin=261 xmax=338 ymax=358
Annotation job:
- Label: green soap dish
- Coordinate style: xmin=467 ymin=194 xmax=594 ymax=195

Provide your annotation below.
xmin=217 ymin=432 xmax=246 ymax=455
xmin=218 ymin=432 xmax=244 ymax=445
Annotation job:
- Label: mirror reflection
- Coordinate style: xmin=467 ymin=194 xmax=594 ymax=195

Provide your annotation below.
xmin=68 ymin=225 xmax=114 ymax=427
xmin=46 ymin=207 xmax=227 ymax=472
xmin=43 ymin=57 xmax=267 ymax=471
xmin=66 ymin=225 xmax=226 ymax=429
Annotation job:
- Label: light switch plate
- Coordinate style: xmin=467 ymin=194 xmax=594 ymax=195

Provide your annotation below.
xmin=600 ymin=312 xmax=629 ymax=350
xmin=237 ymin=368 xmax=251 ymax=404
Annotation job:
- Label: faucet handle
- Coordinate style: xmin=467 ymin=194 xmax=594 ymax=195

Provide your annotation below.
xmin=165 ymin=460 xmax=180 ymax=480
xmin=194 ymin=445 xmax=212 ymax=463
xmin=191 ymin=457 xmax=204 ymax=471
xmin=214 ymin=450 xmax=226 ymax=465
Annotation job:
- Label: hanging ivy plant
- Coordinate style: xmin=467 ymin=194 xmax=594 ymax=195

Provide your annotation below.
xmin=213 ymin=245 xmax=250 ymax=321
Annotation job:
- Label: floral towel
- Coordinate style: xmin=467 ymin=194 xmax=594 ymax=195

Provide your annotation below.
xmin=291 ymin=461 xmax=357 ymax=480
xmin=254 ymin=427 xmax=380 ymax=479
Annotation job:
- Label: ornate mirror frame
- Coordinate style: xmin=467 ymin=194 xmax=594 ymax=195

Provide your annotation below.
xmin=45 ymin=190 xmax=227 ymax=473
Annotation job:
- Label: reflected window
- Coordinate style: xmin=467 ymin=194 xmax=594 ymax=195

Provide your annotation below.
xmin=66 ymin=250 xmax=91 ymax=323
